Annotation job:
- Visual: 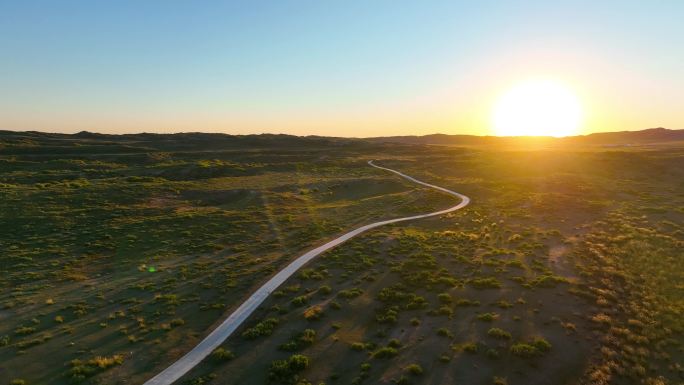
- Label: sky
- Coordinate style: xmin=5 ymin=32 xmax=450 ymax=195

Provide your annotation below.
xmin=1 ymin=0 xmax=683 ymax=137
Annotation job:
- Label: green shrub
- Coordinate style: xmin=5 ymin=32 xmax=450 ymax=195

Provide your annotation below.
xmin=487 ymin=328 xmax=512 ymax=340
xmin=291 ymin=296 xmax=308 ymax=307
xmin=14 ymin=326 xmax=36 ymax=335
xmin=338 ymin=288 xmax=363 ymax=299
xmin=405 ymin=363 xmax=423 ymax=375
xmin=455 ymin=298 xmax=480 ymax=307
xmin=532 ymin=337 xmax=552 ymax=352
xmin=469 ymin=277 xmax=502 ymax=289
xmin=372 ymin=347 xmax=398 ymax=359
xmin=509 ymin=343 xmax=538 ymax=358
xmin=351 ymin=342 xmax=366 ymax=351
xmin=437 ymin=293 xmax=452 ymax=303
xmin=268 ymin=354 xmax=309 ymax=383
xmin=242 ymin=318 xmax=279 ymax=339
xmin=477 ymin=313 xmax=499 ymax=322
xmin=211 ymin=348 xmax=234 ymax=362
xmin=68 ymin=355 xmax=124 ymax=382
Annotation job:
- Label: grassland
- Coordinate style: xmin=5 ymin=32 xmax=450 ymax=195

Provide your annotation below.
xmin=0 ymin=131 xmax=682 ymax=385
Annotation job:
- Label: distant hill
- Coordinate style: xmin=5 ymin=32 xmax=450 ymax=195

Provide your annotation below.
xmin=368 ymin=127 xmax=684 ymax=146
xmin=1 ymin=128 xmax=682 ymax=151
xmin=0 ymin=130 xmax=370 ymax=154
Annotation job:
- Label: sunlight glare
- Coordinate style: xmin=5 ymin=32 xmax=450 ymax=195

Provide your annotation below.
xmin=492 ymin=79 xmax=583 ymax=137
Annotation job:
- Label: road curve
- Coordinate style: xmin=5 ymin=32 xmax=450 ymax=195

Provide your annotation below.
xmin=143 ymin=160 xmax=470 ymax=385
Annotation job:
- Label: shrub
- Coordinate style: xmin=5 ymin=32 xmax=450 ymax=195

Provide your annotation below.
xmin=487 ymin=328 xmax=512 ymax=340
xmin=299 ymin=329 xmax=316 ymax=344
xmin=455 ymin=298 xmax=480 ymax=307
xmin=170 ymin=318 xmax=185 ymax=327
xmin=494 ymin=300 xmax=513 ymax=308
xmin=486 ymin=348 xmax=500 ymax=359
xmin=387 ymin=338 xmax=402 ymax=348
xmin=211 ymin=348 xmax=234 ymax=362
xmin=291 ymin=296 xmax=308 ymax=307
xmin=372 ymin=347 xmax=398 ymax=359
xmin=268 ymin=354 xmax=309 ymax=383
xmin=454 ymin=342 xmax=479 ymax=353
xmin=376 ymin=307 xmax=398 ymax=324
xmin=437 ymin=293 xmax=452 ymax=303
xmin=338 ymin=288 xmax=363 ymax=299
xmin=280 ymin=329 xmax=316 ymax=352
xmin=469 ymin=277 xmax=502 ymax=289
xmin=532 ymin=337 xmax=552 ymax=352
xmin=14 ymin=326 xmax=36 ymax=335
xmin=532 ymin=274 xmax=567 ymax=288
xmin=405 ymin=364 xmax=423 ymax=375
xmin=303 ymin=305 xmax=323 ymax=320
xmin=242 ymin=318 xmax=278 ymax=339
xmin=69 ymin=355 xmax=124 ymax=381
xmin=351 ymin=342 xmax=366 ymax=351
xmin=438 ymin=305 xmax=454 ymax=316
xmin=318 ymin=285 xmax=332 ymax=295
xmin=477 ymin=313 xmax=499 ymax=322
xmin=509 ymin=343 xmax=538 ymax=358
xmin=493 ymin=376 xmax=508 ymax=385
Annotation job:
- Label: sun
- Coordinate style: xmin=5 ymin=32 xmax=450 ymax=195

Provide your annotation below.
xmin=492 ymin=79 xmax=583 ymax=137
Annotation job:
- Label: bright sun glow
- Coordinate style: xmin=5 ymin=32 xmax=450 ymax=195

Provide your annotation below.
xmin=492 ymin=79 xmax=583 ymax=137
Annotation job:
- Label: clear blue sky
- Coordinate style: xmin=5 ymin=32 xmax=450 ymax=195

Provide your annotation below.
xmin=1 ymin=1 xmax=682 ymax=136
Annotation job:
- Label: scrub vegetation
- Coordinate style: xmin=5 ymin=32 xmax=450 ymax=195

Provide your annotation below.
xmin=0 ymin=130 xmax=682 ymax=385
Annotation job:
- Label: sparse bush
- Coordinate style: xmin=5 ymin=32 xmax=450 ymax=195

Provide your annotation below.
xmin=14 ymin=326 xmax=36 ymax=335
xmin=451 ymin=342 xmax=477 ymax=354
xmin=68 ymin=355 xmax=124 ymax=382
xmin=303 ymin=305 xmax=323 ymax=320
xmin=437 ymin=293 xmax=452 ymax=303
xmin=211 ymin=348 xmax=234 ymax=362
xmin=268 ymin=354 xmax=309 ymax=383
xmin=455 ymin=298 xmax=480 ymax=307
xmin=532 ymin=337 xmax=551 ymax=352
xmin=372 ymin=347 xmax=398 ymax=359
xmin=242 ymin=318 xmax=279 ymax=339
xmin=510 ymin=343 xmax=538 ymax=358
xmin=351 ymin=342 xmax=366 ymax=351
xmin=477 ymin=313 xmax=499 ymax=322
xmin=405 ymin=363 xmax=423 ymax=375
xmin=487 ymin=328 xmax=511 ymax=340
xmin=469 ymin=277 xmax=502 ymax=289
xmin=291 ymin=296 xmax=308 ymax=307
xmin=338 ymin=288 xmax=363 ymax=299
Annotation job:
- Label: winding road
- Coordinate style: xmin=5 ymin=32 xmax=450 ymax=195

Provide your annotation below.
xmin=143 ymin=160 xmax=470 ymax=385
